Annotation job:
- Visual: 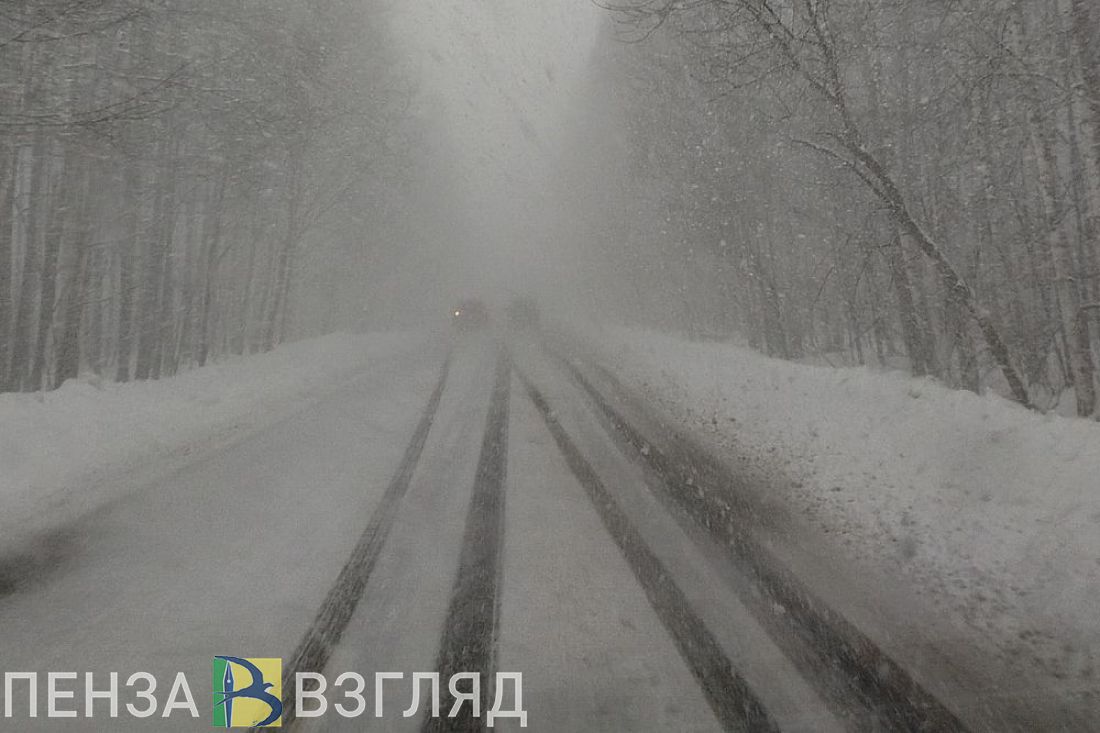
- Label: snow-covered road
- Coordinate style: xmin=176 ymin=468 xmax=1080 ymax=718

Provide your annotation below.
xmin=0 ymin=332 xmax=1013 ymax=731
xmin=0 ymin=336 xmax=447 ymax=730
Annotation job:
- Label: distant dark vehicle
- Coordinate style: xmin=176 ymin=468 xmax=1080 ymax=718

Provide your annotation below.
xmin=507 ymin=296 xmax=539 ymax=330
xmin=451 ymin=299 xmax=489 ymax=331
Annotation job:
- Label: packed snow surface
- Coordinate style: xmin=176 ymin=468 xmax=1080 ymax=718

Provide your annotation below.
xmin=590 ymin=326 xmax=1100 ymax=689
xmin=0 ymin=331 xmax=428 ymax=548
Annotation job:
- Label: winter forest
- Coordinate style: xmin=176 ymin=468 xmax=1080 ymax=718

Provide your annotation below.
xmin=0 ymin=0 xmax=420 ymax=392
xmin=3 ymin=0 xmax=1100 ymax=419
xmin=567 ymin=0 xmax=1100 ymax=417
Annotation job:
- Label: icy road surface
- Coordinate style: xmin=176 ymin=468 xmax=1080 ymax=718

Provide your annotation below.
xmin=0 ymin=333 xmax=998 ymax=731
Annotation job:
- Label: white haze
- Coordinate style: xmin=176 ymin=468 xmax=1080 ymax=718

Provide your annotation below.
xmin=386 ymin=0 xmax=603 ymax=312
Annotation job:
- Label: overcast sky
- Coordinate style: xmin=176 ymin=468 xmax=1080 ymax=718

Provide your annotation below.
xmin=388 ymin=0 xmax=605 ymax=300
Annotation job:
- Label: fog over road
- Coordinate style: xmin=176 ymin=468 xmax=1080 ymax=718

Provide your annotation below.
xmin=385 ymin=0 xmax=603 ymax=305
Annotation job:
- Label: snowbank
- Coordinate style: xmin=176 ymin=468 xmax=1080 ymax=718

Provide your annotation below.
xmin=0 ymin=331 xmax=429 ymax=547
xmin=589 ymin=325 xmax=1100 ymax=689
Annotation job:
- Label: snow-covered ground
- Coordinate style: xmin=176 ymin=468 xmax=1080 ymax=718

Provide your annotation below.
xmin=0 ymin=331 xmax=431 ymax=551
xmin=586 ymin=325 xmax=1100 ymax=697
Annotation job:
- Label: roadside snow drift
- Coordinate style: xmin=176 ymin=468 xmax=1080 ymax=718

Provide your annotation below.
xmin=590 ymin=326 xmax=1100 ymax=688
xmin=0 ymin=332 xmax=429 ymax=548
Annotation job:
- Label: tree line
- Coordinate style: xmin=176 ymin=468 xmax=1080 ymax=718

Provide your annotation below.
xmin=0 ymin=0 xmax=413 ymax=393
xmin=571 ymin=0 xmax=1100 ymax=416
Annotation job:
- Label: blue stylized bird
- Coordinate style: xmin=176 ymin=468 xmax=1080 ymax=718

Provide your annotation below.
xmin=214 ymin=657 xmax=283 ymax=727
xmin=221 ymin=660 xmax=235 ymax=729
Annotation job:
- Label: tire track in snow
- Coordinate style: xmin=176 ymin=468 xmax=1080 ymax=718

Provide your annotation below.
xmin=422 ymin=349 xmax=511 ymax=733
xmin=556 ymin=349 xmax=971 ymax=733
xmin=267 ymin=355 xmax=452 ymax=730
xmin=519 ymin=370 xmax=779 ymax=733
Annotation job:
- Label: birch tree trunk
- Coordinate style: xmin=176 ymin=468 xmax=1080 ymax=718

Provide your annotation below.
xmin=0 ymin=149 xmax=14 ymax=390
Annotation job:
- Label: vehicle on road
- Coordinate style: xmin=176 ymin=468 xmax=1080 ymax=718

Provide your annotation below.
xmin=451 ymin=298 xmax=489 ymax=331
